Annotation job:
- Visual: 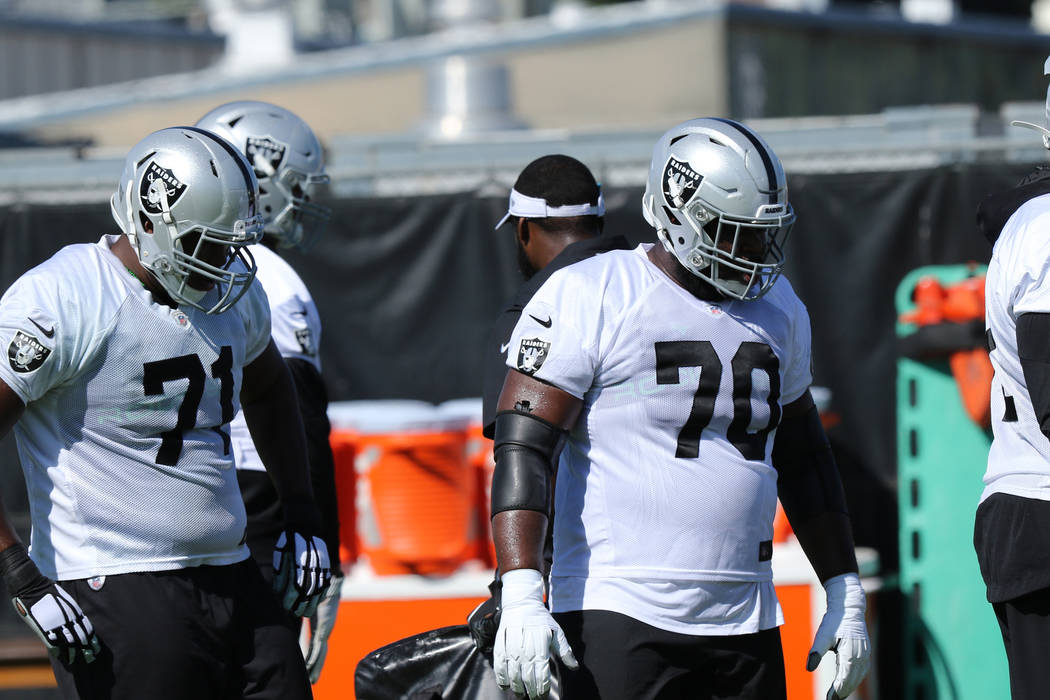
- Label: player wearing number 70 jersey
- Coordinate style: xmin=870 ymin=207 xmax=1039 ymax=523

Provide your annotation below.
xmin=491 ymin=118 xmax=871 ymax=700
xmin=0 ymin=126 xmax=329 ymax=699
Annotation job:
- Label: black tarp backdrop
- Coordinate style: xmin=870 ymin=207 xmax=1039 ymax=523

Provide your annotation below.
xmin=0 ymin=161 xmax=1036 ymax=588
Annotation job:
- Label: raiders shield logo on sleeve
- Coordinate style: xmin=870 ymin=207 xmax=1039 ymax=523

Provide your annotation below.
xmin=8 ymin=331 xmax=51 ymax=373
xmin=662 ymin=156 xmax=702 ymax=209
xmin=295 ymin=328 xmax=316 ymax=356
xmin=517 ymin=338 xmax=551 ymax=375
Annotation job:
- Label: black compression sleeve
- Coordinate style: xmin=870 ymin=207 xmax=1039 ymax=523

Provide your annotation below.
xmin=285 ymin=358 xmax=341 ymax=568
xmin=491 ymin=410 xmax=562 ymax=516
xmin=771 ymin=404 xmax=849 ymax=527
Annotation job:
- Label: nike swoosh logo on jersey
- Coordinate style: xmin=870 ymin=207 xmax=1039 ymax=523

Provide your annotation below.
xmin=529 ymin=314 xmax=552 ymax=328
xmin=28 ymin=318 xmax=55 ymax=338
xmin=500 ymin=341 xmax=511 ymax=354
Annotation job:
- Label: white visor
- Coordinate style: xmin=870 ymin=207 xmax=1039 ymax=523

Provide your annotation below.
xmin=495 ymin=188 xmax=605 ymax=230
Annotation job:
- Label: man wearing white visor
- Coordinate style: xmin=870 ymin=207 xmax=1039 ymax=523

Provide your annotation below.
xmin=470 ymin=156 xmax=631 ymax=681
xmin=481 ymin=155 xmax=631 ymax=437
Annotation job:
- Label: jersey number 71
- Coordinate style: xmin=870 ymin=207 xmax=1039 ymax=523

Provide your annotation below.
xmin=143 ymin=346 xmax=234 ymax=466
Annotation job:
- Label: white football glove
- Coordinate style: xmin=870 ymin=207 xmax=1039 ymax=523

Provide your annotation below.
xmin=273 ymin=531 xmax=332 ymax=618
xmin=807 ymin=572 xmax=872 ymax=700
xmin=493 ymin=568 xmax=578 ymax=699
xmin=0 ymin=543 xmax=101 ymax=665
xmin=13 ymin=581 xmax=101 ymax=665
xmin=300 ymin=573 xmax=341 ymax=683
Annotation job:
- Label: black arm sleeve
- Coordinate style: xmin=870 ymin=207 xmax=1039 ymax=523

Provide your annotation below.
xmin=1017 ymin=312 xmax=1050 ymax=442
xmin=491 ymin=410 xmax=562 ymax=516
xmin=285 ymin=358 xmax=341 ymax=569
xmin=771 ymin=403 xmax=850 ymax=527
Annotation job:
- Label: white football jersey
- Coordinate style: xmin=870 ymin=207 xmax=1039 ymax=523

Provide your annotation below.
xmin=0 ymin=236 xmax=271 ymax=580
xmin=229 ymin=244 xmax=322 ymax=473
xmin=506 ymin=244 xmax=812 ymax=635
xmin=984 ymin=193 xmax=1050 ymax=503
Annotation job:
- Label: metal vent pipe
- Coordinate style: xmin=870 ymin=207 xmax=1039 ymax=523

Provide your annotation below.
xmin=420 ymin=0 xmax=526 ymax=139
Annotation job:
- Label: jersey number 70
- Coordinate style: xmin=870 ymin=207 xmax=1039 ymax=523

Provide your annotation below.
xmin=143 ymin=347 xmax=234 ymax=466
xmin=655 ymin=340 xmax=781 ymax=461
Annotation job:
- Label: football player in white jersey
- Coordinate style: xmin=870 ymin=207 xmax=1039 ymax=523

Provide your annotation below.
xmin=490 ymin=118 xmax=871 ymax=700
xmin=976 ymin=57 xmax=1050 ymax=700
xmin=0 ymin=126 xmax=331 ymax=699
xmin=195 ymin=100 xmax=342 ymax=684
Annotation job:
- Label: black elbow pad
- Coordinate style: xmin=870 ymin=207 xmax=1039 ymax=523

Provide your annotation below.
xmin=772 ymin=404 xmax=849 ymax=526
xmin=490 ymin=410 xmax=563 ymax=517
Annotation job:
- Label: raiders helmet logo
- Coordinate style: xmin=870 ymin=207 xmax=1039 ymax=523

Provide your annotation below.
xmin=662 ymin=156 xmax=702 ymax=210
xmin=140 ymin=161 xmax=187 ymax=215
xmin=517 ymin=338 xmax=551 ymax=376
xmin=246 ymin=136 xmax=287 ymax=179
xmin=8 ymin=331 xmax=51 ymax=373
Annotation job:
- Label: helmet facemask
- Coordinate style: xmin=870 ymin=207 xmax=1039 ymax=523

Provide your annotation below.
xmin=156 ymin=220 xmax=262 ymax=314
xmin=252 ymin=154 xmax=331 ymax=249
xmin=669 ymin=198 xmax=794 ymax=300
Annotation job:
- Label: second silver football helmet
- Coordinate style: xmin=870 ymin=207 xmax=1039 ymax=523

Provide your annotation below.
xmin=195 ymin=101 xmax=330 ymax=249
xmin=110 ymin=126 xmax=264 ymax=314
xmin=642 ymin=117 xmax=795 ymax=300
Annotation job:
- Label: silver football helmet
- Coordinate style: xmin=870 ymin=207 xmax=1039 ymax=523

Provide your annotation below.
xmin=642 ymin=118 xmax=795 ymax=300
xmin=195 ymin=101 xmax=330 ymax=249
xmin=110 ymin=126 xmax=265 ymax=314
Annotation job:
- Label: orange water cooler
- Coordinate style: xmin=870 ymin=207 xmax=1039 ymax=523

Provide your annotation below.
xmin=438 ymin=398 xmax=497 ymax=568
xmin=327 ymin=400 xmax=477 ymax=576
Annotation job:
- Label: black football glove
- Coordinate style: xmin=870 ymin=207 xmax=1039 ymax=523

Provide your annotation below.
xmin=467 ymin=576 xmax=502 ymax=658
xmin=0 ymin=543 xmax=100 ymax=665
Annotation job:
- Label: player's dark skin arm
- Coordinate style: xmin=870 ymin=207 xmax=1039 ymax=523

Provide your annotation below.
xmin=776 ymin=390 xmax=859 ymax=583
xmin=241 ymin=340 xmax=320 ymax=527
xmin=0 ymin=380 xmax=25 ymax=551
xmin=491 ymin=369 xmax=582 ymax=573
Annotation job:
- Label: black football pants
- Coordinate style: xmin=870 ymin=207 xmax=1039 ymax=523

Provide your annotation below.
xmin=553 ymin=609 xmax=787 ymax=700
xmin=50 ymin=560 xmax=311 ymax=700
xmin=994 ymin=586 xmax=1050 ymax=700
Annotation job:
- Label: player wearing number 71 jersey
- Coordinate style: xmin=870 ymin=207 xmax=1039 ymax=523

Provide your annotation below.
xmin=491 ymin=118 xmax=871 ymax=700
xmin=0 ymin=126 xmax=329 ymax=699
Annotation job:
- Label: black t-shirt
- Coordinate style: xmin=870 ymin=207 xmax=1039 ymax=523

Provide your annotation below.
xmin=481 ymin=235 xmax=632 ymax=438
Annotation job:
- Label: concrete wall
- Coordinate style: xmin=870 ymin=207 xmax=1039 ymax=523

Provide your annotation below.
xmin=21 ymin=12 xmax=727 ymax=148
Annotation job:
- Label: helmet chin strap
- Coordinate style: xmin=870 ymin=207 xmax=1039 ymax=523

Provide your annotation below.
xmin=156 ymin=182 xmax=204 ymax=305
xmin=645 ymin=195 xmax=679 ymax=258
xmin=123 ymin=182 xmax=139 ymax=249
xmin=179 ymin=285 xmax=208 ymax=304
